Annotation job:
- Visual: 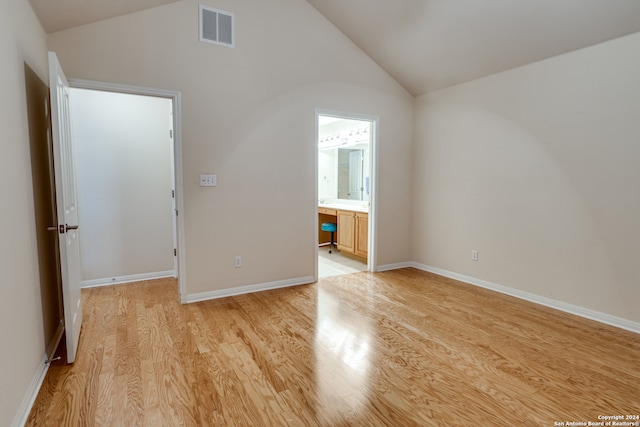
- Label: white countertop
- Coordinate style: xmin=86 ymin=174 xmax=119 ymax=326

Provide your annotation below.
xmin=319 ymin=202 xmax=368 ymax=213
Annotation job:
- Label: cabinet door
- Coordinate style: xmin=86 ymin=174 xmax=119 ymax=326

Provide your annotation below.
xmin=355 ymin=212 xmax=368 ymax=258
xmin=336 ymin=210 xmax=355 ymax=253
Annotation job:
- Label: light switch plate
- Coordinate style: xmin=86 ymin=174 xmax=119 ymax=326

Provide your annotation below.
xmin=200 ymin=174 xmax=217 ymax=187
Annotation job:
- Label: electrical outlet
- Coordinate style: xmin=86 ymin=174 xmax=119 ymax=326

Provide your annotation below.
xmin=200 ymin=174 xmax=217 ymax=187
xmin=234 ymin=256 xmax=242 ymax=268
xmin=471 ymin=250 xmax=478 ymax=261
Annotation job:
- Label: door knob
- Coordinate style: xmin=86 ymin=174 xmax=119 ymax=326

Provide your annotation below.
xmin=46 ymin=224 xmax=79 ymax=233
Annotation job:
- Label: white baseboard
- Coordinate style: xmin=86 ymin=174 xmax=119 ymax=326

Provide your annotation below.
xmin=186 ymin=276 xmax=315 ymax=304
xmin=81 ymin=270 xmax=176 ymax=288
xmin=376 ymin=261 xmax=413 ymax=272
xmin=408 ymin=261 xmax=640 ymax=335
xmin=11 ymin=355 xmax=49 ymax=427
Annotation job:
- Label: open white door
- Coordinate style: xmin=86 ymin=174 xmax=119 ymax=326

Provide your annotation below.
xmin=49 ymin=52 xmax=83 ymax=363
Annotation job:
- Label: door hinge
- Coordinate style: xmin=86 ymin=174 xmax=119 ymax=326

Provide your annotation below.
xmin=172 ymin=189 xmax=175 ymax=198
xmin=169 ymin=129 xmax=173 ymax=138
xmin=174 ymin=248 xmax=177 ymax=257
xmin=175 ymin=209 xmax=178 ymax=216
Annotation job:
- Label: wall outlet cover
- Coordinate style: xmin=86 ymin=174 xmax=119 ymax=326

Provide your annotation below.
xmin=200 ymin=174 xmax=217 ymax=187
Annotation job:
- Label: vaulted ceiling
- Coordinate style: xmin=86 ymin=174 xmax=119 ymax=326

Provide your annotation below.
xmin=30 ymin=0 xmax=640 ymax=96
xmin=307 ymin=0 xmax=640 ymax=95
xmin=28 ymin=0 xmax=181 ymax=33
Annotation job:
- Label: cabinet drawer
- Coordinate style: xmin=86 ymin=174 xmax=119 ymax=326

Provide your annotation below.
xmin=318 ymin=207 xmax=337 ymax=216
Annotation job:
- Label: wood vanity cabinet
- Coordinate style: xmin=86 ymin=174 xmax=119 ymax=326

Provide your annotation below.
xmin=318 ymin=207 xmax=337 ymax=216
xmin=354 ymin=212 xmax=368 ymax=258
xmin=337 ymin=210 xmax=368 ymax=258
xmin=336 ymin=210 xmax=355 ymax=253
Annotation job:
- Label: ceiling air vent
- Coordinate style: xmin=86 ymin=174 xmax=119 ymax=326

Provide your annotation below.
xmin=199 ymin=5 xmax=234 ymax=48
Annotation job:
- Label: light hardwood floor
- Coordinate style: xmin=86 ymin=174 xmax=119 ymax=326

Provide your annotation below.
xmin=27 ymin=269 xmax=640 ymax=426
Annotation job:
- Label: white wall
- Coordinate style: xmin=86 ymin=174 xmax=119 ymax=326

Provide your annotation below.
xmin=47 ymin=0 xmax=414 ymax=296
xmin=413 ymin=32 xmax=640 ymax=324
xmin=0 ymin=0 xmax=49 ymax=425
xmin=70 ymin=89 xmax=175 ymax=282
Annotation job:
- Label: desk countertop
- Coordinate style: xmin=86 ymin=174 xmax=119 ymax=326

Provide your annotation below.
xmin=319 ymin=202 xmax=368 ymax=213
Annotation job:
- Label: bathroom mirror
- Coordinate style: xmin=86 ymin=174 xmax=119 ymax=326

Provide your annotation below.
xmin=319 ymin=143 xmax=370 ymax=202
xmin=318 ymin=116 xmax=372 ymax=203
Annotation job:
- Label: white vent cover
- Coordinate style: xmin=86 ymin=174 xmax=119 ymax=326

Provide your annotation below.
xmin=199 ymin=5 xmax=234 ymax=48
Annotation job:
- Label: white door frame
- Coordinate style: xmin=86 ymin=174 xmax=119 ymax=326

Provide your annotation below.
xmin=68 ymin=78 xmax=188 ymax=303
xmin=314 ymin=108 xmax=379 ymax=280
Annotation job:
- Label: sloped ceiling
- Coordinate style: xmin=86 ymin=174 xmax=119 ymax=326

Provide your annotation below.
xmin=306 ymin=0 xmax=640 ymax=95
xmin=28 ymin=0 xmax=181 ymax=33
xmin=29 ymin=0 xmax=640 ymax=96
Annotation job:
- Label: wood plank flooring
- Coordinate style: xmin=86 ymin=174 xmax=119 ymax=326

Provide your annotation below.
xmin=27 ymin=269 xmax=640 ymax=426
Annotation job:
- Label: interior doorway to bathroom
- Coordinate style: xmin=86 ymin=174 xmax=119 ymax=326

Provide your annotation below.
xmin=315 ymin=111 xmax=377 ymax=279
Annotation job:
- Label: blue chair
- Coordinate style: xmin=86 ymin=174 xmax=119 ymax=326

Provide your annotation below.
xmin=321 ymin=222 xmax=337 ymax=253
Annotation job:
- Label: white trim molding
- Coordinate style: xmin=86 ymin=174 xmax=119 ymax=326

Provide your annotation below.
xmin=186 ymin=276 xmax=315 ymax=304
xmin=376 ymin=261 xmax=413 ymax=272
xmin=11 ymin=355 xmax=49 ymax=427
xmin=81 ymin=270 xmax=176 ymax=288
xmin=409 ymin=262 xmax=640 ymax=335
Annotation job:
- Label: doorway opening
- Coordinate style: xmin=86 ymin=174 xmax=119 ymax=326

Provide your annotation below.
xmin=67 ymin=79 xmax=186 ymax=301
xmin=315 ymin=110 xmax=378 ymax=279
